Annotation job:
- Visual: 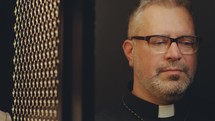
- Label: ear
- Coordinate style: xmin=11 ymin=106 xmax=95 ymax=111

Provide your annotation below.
xmin=122 ymin=39 xmax=134 ymax=67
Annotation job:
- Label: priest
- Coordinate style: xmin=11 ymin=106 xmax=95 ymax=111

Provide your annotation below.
xmin=96 ymin=0 xmax=215 ymax=121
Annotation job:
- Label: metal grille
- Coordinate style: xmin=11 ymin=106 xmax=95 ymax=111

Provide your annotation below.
xmin=12 ymin=0 xmax=61 ymax=121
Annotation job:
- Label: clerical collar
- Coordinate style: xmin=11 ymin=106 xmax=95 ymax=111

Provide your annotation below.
xmin=122 ymin=91 xmax=191 ymax=120
xmin=158 ymin=104 xmax=174 ymax=118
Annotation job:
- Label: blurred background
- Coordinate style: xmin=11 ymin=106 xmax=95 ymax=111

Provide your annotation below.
xmin=1 ymin=0 xmax=215 ymax=121
xmin=0 ymin=1 xmax=15 ymax=114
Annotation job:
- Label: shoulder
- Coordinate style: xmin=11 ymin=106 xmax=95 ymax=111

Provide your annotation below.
xmin=0 ymin=110 xmax=12 ymax=121
xmin=188 ymin=95 xmax=215 ymax=121
xmin=191 ymin=95 xmax=215 ymax=110
xmin=95 ymin=103 xmax=139 ymax=121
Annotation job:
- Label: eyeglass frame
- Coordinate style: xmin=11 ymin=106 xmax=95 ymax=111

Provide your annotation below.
xmin=129 ymin=35 xmax=201 ymax=54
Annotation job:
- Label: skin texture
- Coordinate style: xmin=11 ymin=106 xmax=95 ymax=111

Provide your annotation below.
xmin=123 ymin=5 xmax=197 ymax=105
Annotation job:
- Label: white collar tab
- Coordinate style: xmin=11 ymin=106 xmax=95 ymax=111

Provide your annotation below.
xmin=158 ymin=104 xmax=175 ymax=118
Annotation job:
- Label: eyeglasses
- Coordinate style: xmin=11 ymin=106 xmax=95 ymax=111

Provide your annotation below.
xmin=130 ymin=35 xmax=200 ymax=54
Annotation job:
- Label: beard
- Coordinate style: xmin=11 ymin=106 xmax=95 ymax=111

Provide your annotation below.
xmin=137 ymin=62 xmax=194 ymax=103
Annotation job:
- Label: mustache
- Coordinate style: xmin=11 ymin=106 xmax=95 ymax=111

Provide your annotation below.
xmin=156 ymin=62 xmax=189 ymax=74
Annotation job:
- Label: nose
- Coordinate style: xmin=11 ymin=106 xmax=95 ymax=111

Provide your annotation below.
xmin=164 ymin=43 xmax=182 ymax=62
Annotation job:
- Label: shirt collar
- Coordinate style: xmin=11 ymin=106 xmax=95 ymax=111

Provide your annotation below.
xmin=123 ymin=91 xmax=191 ymax=119
xmin=158 ymin=104 xmax=174 ymax=118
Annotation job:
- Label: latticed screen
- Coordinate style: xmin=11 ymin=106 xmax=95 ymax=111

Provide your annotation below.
xmin=12 ymin=0 xmax=61 ymax=121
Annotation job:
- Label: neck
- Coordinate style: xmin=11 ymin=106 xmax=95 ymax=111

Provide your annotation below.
xmin=132 ymin=84 xmax=177 ymax=105
xmin=132 ymin=81 xmax=183 ymax=105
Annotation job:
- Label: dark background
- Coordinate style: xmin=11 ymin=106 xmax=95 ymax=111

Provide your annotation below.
xmin=0 ymin=1 xmax=15 ymax=114
xmin=1 ymin=0 xmax=215 ymax=120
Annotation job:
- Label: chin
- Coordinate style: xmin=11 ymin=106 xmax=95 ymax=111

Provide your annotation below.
xmin=166 ymin=86 xmax=190 ymax=102
xmin=155 ymin=84 xmax=189 ymax=103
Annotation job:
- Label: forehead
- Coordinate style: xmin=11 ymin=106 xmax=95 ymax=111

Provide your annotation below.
xmin=137 ymin=5 xmax=195 ymax=36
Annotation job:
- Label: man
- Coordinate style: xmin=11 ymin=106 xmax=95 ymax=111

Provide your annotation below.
xmin=0 ymin=110 xmax=11 ymax=121
xmin=96 ymin=0 xmax=215 ymax=121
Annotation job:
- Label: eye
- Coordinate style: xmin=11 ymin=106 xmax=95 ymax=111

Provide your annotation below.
xmin=179 ymin=37 xmax=195 ymax=47
xmin=154 ymin=40 xmax=167 ymax=45
xmin=150 ymin=37 xmax=168 ymax=45
xmin=181 ymin=41 xmax=194 ymax=45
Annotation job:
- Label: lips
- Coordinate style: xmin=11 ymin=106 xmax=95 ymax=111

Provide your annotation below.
xmin=157 ymin=64 xmax=189 ymax=75
xmin=158 ymin=67 xmax=185 ymax=75
xmin=161 ymin=68 xmax=183 ymax=72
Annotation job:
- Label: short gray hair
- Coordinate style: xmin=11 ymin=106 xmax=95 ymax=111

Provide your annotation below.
xmin=128 ymin=0 xmax=192 ymax=38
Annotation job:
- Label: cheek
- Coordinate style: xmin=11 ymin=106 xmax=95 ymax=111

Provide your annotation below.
xmin=135 ymin=50 xmax=159 ymax=76
xmin=184 ymin=55 xmax=197 ymax=74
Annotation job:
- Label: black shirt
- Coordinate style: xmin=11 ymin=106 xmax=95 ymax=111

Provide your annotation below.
xmin=96 ymin=91 xmax=215 ymax=121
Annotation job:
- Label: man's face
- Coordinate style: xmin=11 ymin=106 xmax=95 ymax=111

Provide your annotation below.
xmin=124 ymin=5 xmax=197 ymax=104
